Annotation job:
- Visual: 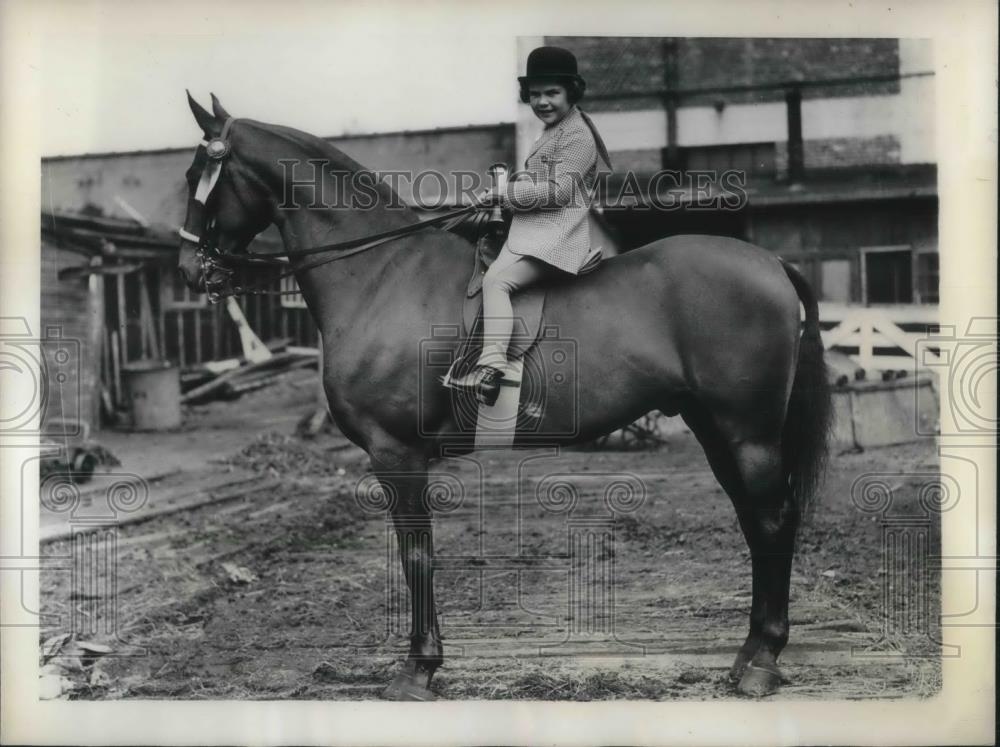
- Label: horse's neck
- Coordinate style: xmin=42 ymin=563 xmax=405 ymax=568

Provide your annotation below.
xmin=279 ymin=206 xmax=396 ymax=325
xmin=257 ymin=126 xmax=464 ymax=360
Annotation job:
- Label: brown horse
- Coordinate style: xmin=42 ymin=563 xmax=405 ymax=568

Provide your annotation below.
xmin=177 ymin=94 xmax=832 ymax=700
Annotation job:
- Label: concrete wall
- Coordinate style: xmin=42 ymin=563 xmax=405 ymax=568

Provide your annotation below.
xmin=831 ymin=376 xmax=939 ymax=449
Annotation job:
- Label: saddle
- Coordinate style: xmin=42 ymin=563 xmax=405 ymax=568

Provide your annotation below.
xmin=449 ymin=214 xmax=603 ymax=381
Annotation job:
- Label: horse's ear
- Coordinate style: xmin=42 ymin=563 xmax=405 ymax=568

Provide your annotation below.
xmin=210 ymin=92 xmax=231 ymax=121
xmin=187 ymin=90 xmax=221 ymax=137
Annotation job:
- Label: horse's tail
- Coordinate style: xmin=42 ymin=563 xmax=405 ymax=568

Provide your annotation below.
xmin=779 ymin=259 xmax=833 ymax=517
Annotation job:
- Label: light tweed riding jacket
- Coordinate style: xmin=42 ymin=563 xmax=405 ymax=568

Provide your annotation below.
xmin=500 ymin=105 xmax=607 ymax=274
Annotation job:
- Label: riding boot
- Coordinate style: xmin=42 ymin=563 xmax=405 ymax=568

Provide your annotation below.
xmin=444 ymin=364 xmax=505 ymax=407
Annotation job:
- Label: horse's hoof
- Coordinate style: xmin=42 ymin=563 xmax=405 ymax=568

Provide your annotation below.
xmin=728 ymin=660 xmax=748 ymax=683
xmin=736 ymin=662 xmax=782 ymax=697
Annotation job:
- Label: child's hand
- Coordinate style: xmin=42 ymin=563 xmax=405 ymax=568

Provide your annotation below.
xmin=473 ymin=188 xmax=502 ymax=209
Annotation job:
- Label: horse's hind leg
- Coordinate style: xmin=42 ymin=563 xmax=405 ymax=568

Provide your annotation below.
xmin=728 ymin=437 xmax=799 ymax=697
xmin=681 ymin=405 xmax=766 ymax=682
xmin=682 ymin=405 xmax=799 ymax=696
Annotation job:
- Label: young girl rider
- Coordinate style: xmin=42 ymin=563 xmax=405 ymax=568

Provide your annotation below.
xmin=448 ymin=45 xmax=612 ymax=406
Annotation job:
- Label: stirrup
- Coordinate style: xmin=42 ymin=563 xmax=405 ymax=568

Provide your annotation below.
xmin=444 ymin=364 xmax=505 ymax=407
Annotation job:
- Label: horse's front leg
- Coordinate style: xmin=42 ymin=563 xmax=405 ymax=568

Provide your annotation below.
xmin=370 ymin=448 xmax=442 ymax=701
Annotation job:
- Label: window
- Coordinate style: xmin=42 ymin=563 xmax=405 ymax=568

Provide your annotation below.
xmin=861 ymin=246 xmax=913 ymax=304
xmin=820 ymin=259 xmax=852 ymax=303
xmin=915 ymin=252 xmax=939 ymax=304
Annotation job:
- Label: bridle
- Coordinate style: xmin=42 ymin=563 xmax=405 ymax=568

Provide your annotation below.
xmin=178 ymin=117 xmax=477 ymax=303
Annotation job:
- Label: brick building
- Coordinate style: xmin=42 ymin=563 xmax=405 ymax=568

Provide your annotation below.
xmin=518 ymin=37 xmax=938 ymax=306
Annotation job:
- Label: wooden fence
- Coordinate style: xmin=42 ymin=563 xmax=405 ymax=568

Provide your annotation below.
xmin=818 ymin=303 xmax=940 ymax=372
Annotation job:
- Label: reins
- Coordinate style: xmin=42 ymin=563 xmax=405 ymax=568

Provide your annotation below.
xmin=202 ymin=205 xmax=476 ymax=300
xmin=179 ymin=117 xmax=477 ymax=302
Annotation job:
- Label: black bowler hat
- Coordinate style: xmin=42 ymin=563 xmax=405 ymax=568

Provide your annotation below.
xmin=517 ymin=46 xmax=585 ymax=86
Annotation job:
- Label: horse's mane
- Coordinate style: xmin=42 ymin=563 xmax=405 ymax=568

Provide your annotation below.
xmin=238 ymin=118 xmax=480 ymax=245
xmin=241 ymin=119 xmax=364 ymax=169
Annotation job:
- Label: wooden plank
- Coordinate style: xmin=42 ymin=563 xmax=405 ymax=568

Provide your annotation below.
xmin=818 ymin=302 xmax=938 ymax=325
xmin=225 ymin=297 xmax=272 ymax=362
xmin=823 ymin=330 xmax=928 ymax=352
xmin=179 ymin=351 xmax=305 ymax=403
xmin=225 ymin=357 xmax=316 ymax=395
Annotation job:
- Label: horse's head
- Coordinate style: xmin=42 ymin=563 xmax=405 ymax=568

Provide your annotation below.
xmin=177 ymin=93 xmax=274 ymax=294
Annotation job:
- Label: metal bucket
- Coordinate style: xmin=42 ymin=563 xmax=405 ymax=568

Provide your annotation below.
xmin=122 ymin=360 xmax=181 ymax=430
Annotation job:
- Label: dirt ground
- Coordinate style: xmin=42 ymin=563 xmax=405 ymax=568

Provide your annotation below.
xmin=39 ymin=372 xmax=942 ymax=701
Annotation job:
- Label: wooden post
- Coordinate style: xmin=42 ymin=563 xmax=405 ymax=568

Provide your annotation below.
xmin=103 ymin=326 xmax=113 ymax=404
xmin=158 ymin=266 xmax=171 ymax=362
xmin=176 ymin=310 xmax=186 ymax=368
xmin=858 ymin=318 xmax=876 ymax=372
xmin=212 ymin=301 xmax=222 ymax=360
xmin=785 ymin=87 xmax=804 ymax=183
xmin=115 ymin=270 xmax=128 ymax=365
xmin=270 ymin=292 xmax=280 ymax=345
xmin=137 ymin=271 xmax=160 ymax=361
xmin=155 ymin=269 xmax=167 ymax=360
xmin=662 ymin=39 xmax=680 ymax=170
xmin=110 ymin=331 xmax=122 ymax=407
xmin=87 ymin=257 xmax=105 ymax=429
xmin=193 ymin=308 xmax=203 ymax=364
xmin=225 ymin=296 xmax=272 ymax=363
xmin=253 ymin=295 xmax=263 ymax=339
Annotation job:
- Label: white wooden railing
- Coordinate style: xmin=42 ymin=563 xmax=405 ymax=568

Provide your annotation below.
xmin=818 ymin=303 xmax=940 ymax=372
